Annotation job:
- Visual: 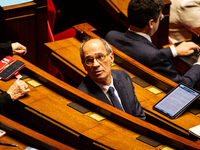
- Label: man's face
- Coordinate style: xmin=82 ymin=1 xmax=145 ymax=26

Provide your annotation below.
xmin=82 ymin=39 xmax=114 ymax=85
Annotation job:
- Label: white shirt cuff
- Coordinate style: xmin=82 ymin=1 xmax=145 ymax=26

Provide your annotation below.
xmin=170 ymin=45 xmax=177 ymax=57
xmin=194 ymin=62 xmax=200 ymax=65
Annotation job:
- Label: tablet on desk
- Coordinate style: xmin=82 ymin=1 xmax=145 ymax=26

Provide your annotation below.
xmin=153 ymin=83 xmax=200 ymax=119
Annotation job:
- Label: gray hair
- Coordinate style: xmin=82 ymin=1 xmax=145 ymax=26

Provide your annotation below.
xmin=80 ymin=38 xmax=113 ymax=60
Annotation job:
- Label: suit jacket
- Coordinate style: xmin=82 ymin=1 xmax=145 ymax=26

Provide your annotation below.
xmin=105 ymin=30 xmax=200 ymax=88
xmin=169 ymin=0 xmax=200 ymax=43
xmin=78 ymin=70 xmax=146 ymax=120
xmin=0 ymin=90 xmax=12 ymax=110
xmin=0 ymin=42 xmax=13 ymax=110
xmin=0 ymin=42 xmax=12 ymax=56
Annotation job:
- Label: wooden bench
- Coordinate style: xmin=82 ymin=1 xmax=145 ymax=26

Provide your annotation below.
xmin=0 ymin=55 xmax=199 ymax=149
xmin=45 ymin=23 xmax=200 ymax=141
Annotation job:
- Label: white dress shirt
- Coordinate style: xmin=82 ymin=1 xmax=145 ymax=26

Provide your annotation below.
xmin=95 ymin=76 xmax=125 ymax=111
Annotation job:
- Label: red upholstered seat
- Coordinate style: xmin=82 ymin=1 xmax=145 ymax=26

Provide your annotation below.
xmin=54 ymin=28 xmax=76 ymax=41
xmin=47 ymin=0 xmax=76 ymax=81
xmin=47 ymin=0 xmax=76 ymax=40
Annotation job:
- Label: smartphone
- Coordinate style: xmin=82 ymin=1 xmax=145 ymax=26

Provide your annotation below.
xmin=0 ymin=60 xmax=25 ymax=80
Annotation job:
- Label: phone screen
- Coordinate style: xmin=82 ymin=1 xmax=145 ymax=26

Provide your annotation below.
xmin=0 ymin=60 xmax=25 ymax=80
xmin=153 ymin=84 xmax=200 ymax=119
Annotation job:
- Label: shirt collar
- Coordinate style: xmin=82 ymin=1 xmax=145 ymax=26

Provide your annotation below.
xmin=128 ymin=28 xmax=152 ymax=42
xmin=94 ymin=76 xmax=114 ymax=94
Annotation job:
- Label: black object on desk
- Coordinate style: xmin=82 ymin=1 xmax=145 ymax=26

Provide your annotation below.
xmin=175 ymin=39 xmax=200 ymax=66
xmin=0 ymin=142 xmax=17 ymax=147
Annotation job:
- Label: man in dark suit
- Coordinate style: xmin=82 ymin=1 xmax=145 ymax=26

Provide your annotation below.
xmin=105 ymin=0 xmax=200 ymax=88
xmin=78 ymin=38 xmax=146 ymax=120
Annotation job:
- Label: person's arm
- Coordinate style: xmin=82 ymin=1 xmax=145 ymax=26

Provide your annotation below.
xmin=130 ymin=84 xmax=146 ymax=120
xmin=175 ymin=41 xmax=200 ymax=56
xmin=7 ymin=79 xmax=30 ymax=101
xmin=0 ymin=42 xmax=27 ymax=56
xmin=0 ymin=41 xmax=12 ymax=56
xmin=0 ymin=90 xmax=12 ymax=110
xmin=0 ymin=79 xmax=30 ymax=110
xmin=122 ymin=71 xmax=146 ymax=120
xmin=11 ymin=42 xmax=27 ymax=56
xmin=150 ymin=47 xmax=200 ymax=88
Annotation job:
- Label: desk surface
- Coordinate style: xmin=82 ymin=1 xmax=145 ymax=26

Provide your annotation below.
xmin=0 ymin=57 xmax=165 ymax=149
xmin=0 ymin=55 xmax=199 ymax=149
xmin=2 ymin=0 xmax=48 ymax=71
xmin=0 ymin=114 xmax=75 ymax=150
xmin=45 ymin=23 xmax=200 ymax=141
xmin=46 ymin=36 xmax=200 ymax=137
xmin=190 ymin=27 xmax=200 ymax=38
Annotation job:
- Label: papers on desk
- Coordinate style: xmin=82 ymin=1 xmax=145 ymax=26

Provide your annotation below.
xmin=0 ymin=0 xmax=33 ymax=7
xmin=189 ymin=124 xmax=200 ymax=138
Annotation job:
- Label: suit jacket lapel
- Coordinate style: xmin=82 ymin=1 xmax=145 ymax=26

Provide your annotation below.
xmin=85 ymin=76 xmax=112 ymax=106
xmin=113 ymin=73 xmax=131 ymax=113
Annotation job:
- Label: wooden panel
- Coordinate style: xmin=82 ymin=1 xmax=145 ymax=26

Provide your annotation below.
xmin=6 ymin=14 xmax=36 ymax=65
xmin=152 ymin=0 xmax=171 ymax=48
xmin=0 ymin=57 xmax=160 ymax=149
xmin=190 ymin=27 xmax=200 ymax=43
xmin=46 ymin=36 xmax=200 ymax=139
xmin=45 ymin=23 xmax=200 ymax=142
xmin=2 ymin=0 xmax=48 ymax=71
xmin=0 ymin=55 xmax=198 ymax=149
xmin=109 ymin=0 xmax=129 ymax=16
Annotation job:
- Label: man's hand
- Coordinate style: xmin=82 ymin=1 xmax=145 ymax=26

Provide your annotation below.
xmin=176 ymin=41 xmax=200 ymax=56
xmin=7 ymin=79 xmax=30 ymax=101
xmin=11 ymin=42 xmax=27 ymax=56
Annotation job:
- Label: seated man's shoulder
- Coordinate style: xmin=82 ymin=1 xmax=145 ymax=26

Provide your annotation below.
xmin=77 ymin=75 xmax=90 ymax=90
xmin=106 ymin=30 xmax=124 ymax=40
xmin=112 ymin=69 xmax=130 ymax=77
xmin=106 ymin=30 xmax=122 ymax=35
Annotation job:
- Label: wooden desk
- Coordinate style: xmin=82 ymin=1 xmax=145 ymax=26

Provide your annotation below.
xmin=45 ymin=23 xmax=200 ymax=141
xmin=190 ymin=27 xmax=200 ymax=41
xmin=2 ymin=0 xmax=48 ymax=71
xmin=0 ymin=55 xmax=199 ymax=149
xmin=97 ymin=0 xmax=171 ymax=49
xmin=0 ymin=114 xmax=75 ymax=150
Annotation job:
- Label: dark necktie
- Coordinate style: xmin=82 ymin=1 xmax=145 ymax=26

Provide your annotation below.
xmin=107 ymin=86 xmax=124 ymax=111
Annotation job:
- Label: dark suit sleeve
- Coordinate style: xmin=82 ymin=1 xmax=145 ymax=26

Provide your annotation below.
xmin=78 ymin=75 xmax=112 ymax=105
xmin=0 ymin=42 xmax=13 ymax=56
xmin=150 ymin=47 xmax=200 ymax=88
xmin=77 ymin=75 xmax=92 ymax=94
xmin=106 ymin=30 xmax=200 ymax=88
xmin=0 ymin=90 xmax=12 ymax=110
xmin=123 ymin=72 xmax=146 ymax=120
xmin=112 ymin=70 xmax=146 ymax=120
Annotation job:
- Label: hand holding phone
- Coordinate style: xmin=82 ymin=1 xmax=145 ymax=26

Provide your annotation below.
xmin=0 ymin=57 xmax=25 ymax=80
